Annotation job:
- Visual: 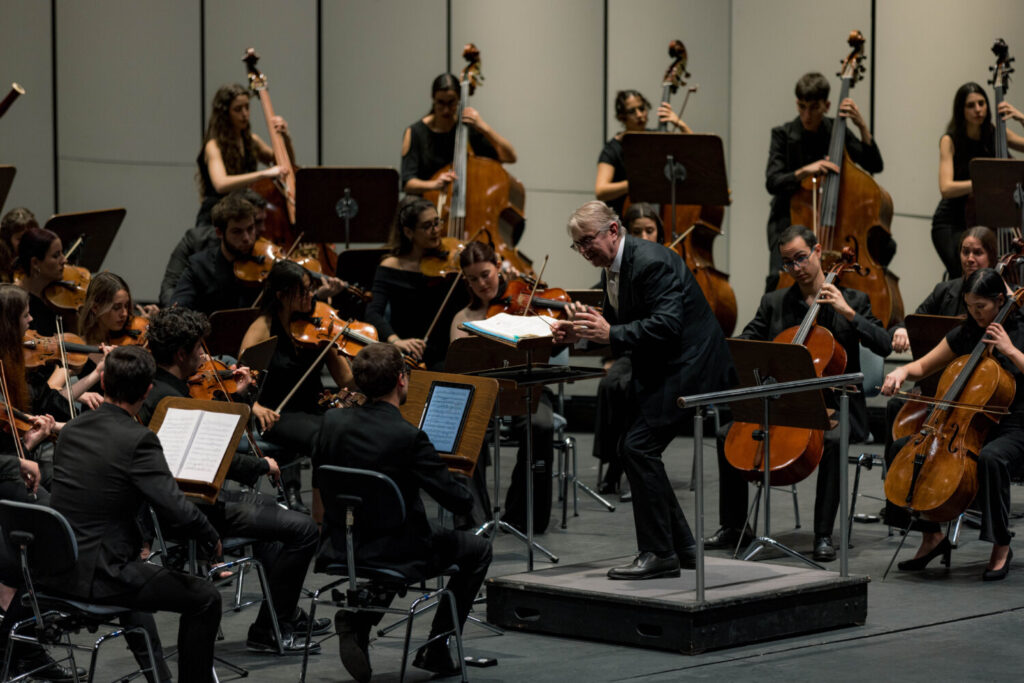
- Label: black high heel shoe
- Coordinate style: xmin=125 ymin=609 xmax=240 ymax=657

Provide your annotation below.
xmin=897 ymin=537 xmax=952 ymax=571
xmin=982 ymin=547 xmax=1012 ymax=582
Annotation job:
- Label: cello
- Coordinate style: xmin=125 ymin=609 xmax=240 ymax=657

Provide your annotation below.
xmin=423 ymin=44 xmax=533 ymax=276
xmin=784 ymin=30 xmax=904 ymax=328
xmin=724 ymin=251 xmax=858 ymax=486
xmin=654 ymin=39 xmax=737 ymax=336
xmin=886 ymin=287 xmax=1024 ymax=522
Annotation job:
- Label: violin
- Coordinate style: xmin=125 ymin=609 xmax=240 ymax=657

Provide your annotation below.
xmin=233 ymin=237 xmax=322 ymax=285
xmin=486 ymin=277 xmax=573 ymax=319
xmin=22 ymin=329 xmax=101 ymax=370
xmin=886 ymin=287 xmax=1024 ymax=522
xmin=724 ymin=251 xmax=859 ymax=486
xmin=187 ymin=358 xmax=239 ymax=401
xmin=43 ymin=264 xmax=91 ymax=312
xmin=290 ymin=300 xmax=379 ymax=358
xmin=318 ymin=388 xmax=367 ymax=410
xmin=784 ymin=30 xmax=903 ymax=328
xmin=108 ymin=315 xmax=149 ymax=347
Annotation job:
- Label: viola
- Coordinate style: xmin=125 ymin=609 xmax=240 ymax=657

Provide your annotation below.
xmin=318 ymin=387 xmax=367 ymax=410
xmin=233 ymin=237 xmax=322 ymax=285
xmin=886 ymin=288 xmax=1024 ymax=522
xmin=422 ymin=43 xmax=533 ymax=278
xmin=43 ymin=264 xmax=90 ymax=312
xmin=22 ymin=329 xmax=101 ymax=370
xmin=289 ymin=300 xmax=379 ymax=358
xmin=784 ymin=30 xmax=903 ymax=328
xmin=108 ymin=315 xmax=149 ymax=347
xmin=0 ymin=399 xmax=37 ymax=438
xmin=187 ymin=358 xmax=239 ymax=401
xmin=724 ymin=251 xmax=859 ymax=486
xmin=420 ymin=237 xmax=468 ymax=279
xmin=486 ymin=277 xmax=573 ymax=319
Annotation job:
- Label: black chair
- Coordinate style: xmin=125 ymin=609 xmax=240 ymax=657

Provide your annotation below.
xmin=0 ymin=500 xmax=158 ymax=682
xmin=299 ymin=465 xmax=467 ymax=682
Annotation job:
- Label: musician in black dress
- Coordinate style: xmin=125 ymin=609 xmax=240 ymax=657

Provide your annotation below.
xmin=401 ymin=73 xmax=516 ymax=195
xmin=765 ymin=72 xmax=882 ymax=288
xmin=881 ymin=268 xmax=1024 ymax=580
xmin=594 ymin=90 xmax=690 ymax=218
xmin=932 ymin=83 xmax=1024 ymax=277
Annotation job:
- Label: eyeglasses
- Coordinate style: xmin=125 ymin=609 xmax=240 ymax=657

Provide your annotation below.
xmin=417 ymin=217 xmax=441 ymax=231
xmin=570 ymin=226 xmax=611 ymax=253
xmin=781 ymin=252 xmax=812 ymax=271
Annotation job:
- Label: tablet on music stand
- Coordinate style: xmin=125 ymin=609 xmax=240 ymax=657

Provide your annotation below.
xmin=418 ymin=381 xmax=476 ymax=456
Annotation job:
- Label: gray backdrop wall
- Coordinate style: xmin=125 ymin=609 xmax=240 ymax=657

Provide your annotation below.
xmin=2 ymin=0 xmax=1024 ymax=329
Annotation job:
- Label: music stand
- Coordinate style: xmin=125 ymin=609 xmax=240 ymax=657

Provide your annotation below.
xmin=238 ymin=336 xmax=278 ymax=377
xmin=335 ymin=247 xmax=389 ymax=291
xmin=621 ymin=132 xmax=730 ymax=241
xmin=295 ymin=168 xmax=399 ymax=249
xmin=727 ymin=339 xmax=831 ymax=569
xmin=0 ymin=165 xmax=15 ymax=213
xmin=44 ymin=208 xmax=126 ymax=271
xmin=904 ymin=314 xmax=961 ymax=396
xmin=970 ymin=158 xmax=1024 ymax=258
xmin=206 ymin=308 xmax=262 ymax=359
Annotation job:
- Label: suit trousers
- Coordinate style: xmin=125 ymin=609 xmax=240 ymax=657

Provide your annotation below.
xmin=716 ymin=422 xmax=841 ymax=537
xmin=593 ymin=357 xmax=632 ymax=488
xmin=621 ymin=413 xmax=695 ymax=555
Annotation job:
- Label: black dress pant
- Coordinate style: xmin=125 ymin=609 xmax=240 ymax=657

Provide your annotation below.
xmin=931 ymin=222 xmax=963 ymax=279
xmin=716 ymin=422 xmax=841 ymax=537
xmin=263 ymin=410 xmax=324 ymax=490
xmin=593 ymin=357 xmax=632 ymax=488
xmin=622 ymin=413 xmax=694 ymax=555
xmin=501 ymin=394 xmax=553 ymax=534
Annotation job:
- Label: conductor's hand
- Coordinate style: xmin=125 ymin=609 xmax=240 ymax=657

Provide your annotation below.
xmin=880 ymin=366 xmax=909 ymax=396
xmin=564 ymin=301 xmax=610 ymax=344
xmin=892 ymin=327 xmax=910 ymax=354
xmin=816 ymin=283 xmax=855 ymax=321
xmin=552 ymin=320 xmax=579 ymax=345
xmin=253 ymin=402 xmax=280 ymax=433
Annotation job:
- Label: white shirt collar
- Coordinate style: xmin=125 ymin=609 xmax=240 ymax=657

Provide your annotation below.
xmin=608 ymin=233 xmax=626 ymax=274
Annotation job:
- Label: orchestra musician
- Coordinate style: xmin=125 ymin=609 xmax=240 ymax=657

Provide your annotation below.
xmin=449 ymin=241 xmax=554 ymax=533
xmin=16 ymin=226 xmax=68 ymax=337
xmin=138 ymin=306 xmax=327 ymax=654
xmin=594 ymin=203 xmax=666 ymax=500
xmin=160 ymin=189 xmax=268 ymax=307
xmin=764 ymin=72 xmax=883 ymax=289
xmin=365 ymin=198 xmax=467 ymax=369
xmin=400 ymin=72 xmax=516 ymax=196
xmin=0 ymin=207 xmax=38 ymax=282
xmin=594 ymin=89 xmax=691 ymax=217
xmin=707 ymin=225 xmax=891 ymax=561
xmin=932 ymin=83 xmax=1024 ymax=277
xmin=196 ymin=83 xmax=292 ymax=227
xmin=554 ymin=201 xmax=734 ymax=580
xmin=239 ymin=260 xmax=355 ymax=514
xmin=312 ymin=343 xmax=492 ymax=680
xmin=881 ymin=268 xmax=1024 ymax=580
xmin=48 ymin=345 xmax=223 ymax=683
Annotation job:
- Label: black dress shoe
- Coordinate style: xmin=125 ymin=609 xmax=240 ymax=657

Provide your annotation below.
xmin=11 ymin=649 xmax=85 ymax=682
xmin=813 ymin=535 xmax=836 ymax=562
xmin=246 ymin=624 xmax=321 ymax=655
xmin=285 ymin=485 xmax=310 ymax=514
xmin=676 ymin=545 xmax=697 ymax=570
xmin=607 ymin=551 xmax=681 ymax=580
xmin=412 ymin=641 xmax=461 ymax=677
xmin=619 ymin=489 xmax=632 ymax=503
xmin=897 ymin=538 xmax=952 ymax=571
xmin=597 ymin=481 xmax=618 ymax=495
xmin=287 ymin=608 xmax=333 ymax=636
xmin=983 ymin=547 xmax=1013 ymax=582
xmin=336 ymin=612 xmax=372 ymax=683
xmin=705 ymin=525 xmax=754 ymax=550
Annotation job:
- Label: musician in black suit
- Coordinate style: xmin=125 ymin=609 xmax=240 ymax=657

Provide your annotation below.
xmin=765 ymin=72 xmax=884 ymax=289
xmin=707 ymin=224 xmax=891 ymax=561
xmin=554 ymin=200 xmax=735 ymax=580
xmin=48 ymin=346 xmax=222 ymax=683
xmin=312 ymin=343 xmax=492 ymax=681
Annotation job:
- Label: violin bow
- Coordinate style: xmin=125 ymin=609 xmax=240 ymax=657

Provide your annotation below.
xmin=274 ymin=320 xmax=349 ymax=415
xmin=0 ymin=360 xmax=27 ymax=460
xmin=54 ymin=316 xmax=76 ymax=420
xmin=884 ymin=388 xmax=1012 ymax=416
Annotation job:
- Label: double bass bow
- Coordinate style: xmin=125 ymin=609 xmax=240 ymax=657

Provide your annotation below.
xmin=784 ymin=30 xmax=904 ymax=328
xmin=886 ymin=287 xmax=1024 ymax=523
xmin=724 ymin=250 xmax=860 ymax=486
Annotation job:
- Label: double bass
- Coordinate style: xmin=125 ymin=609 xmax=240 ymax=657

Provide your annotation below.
xmin=784 ymin=31 xmax=904 ymax=328
xmin=983 ymin=38 xmax=1018 ymax=256
xmin=654 ymin=39 xmax=737 ymax=336
xmin=423 ymin=44 xmax=533 ymax=276
xmin=724 ymin=252 xmax=858 ymax=486
xmin=886 ymin=288 xmax=1024 ymax=522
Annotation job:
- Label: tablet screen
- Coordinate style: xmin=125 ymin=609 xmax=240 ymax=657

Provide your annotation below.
xmin=419 ymin=382 xmax=475 ymax=454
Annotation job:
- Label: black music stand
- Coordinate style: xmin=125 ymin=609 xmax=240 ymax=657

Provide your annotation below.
xmin=727 ymin=339 xmax=831 ymax=569
xmin=207 ymin=308 xmax=262 ymax=359
xmin=970 ymin=158 xmax=1024 ymax=259
xmin=0 ymin=165 xmax=15 ymax=213
xmin=621 ymin=132 xmax=730 ymax=240
xmin=904 ymin=314 xmax=962 ymax=396
xmin=295 ymin=167 xmax=399 ymax=249
xmin=44 ymin=208 xmax=126 ymax=271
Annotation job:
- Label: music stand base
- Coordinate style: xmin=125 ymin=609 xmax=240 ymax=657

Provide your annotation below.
xmin=743 ymin=536 xmax=824 ymax=570
xmin=476 ymin=519 xmax=559 ymax=563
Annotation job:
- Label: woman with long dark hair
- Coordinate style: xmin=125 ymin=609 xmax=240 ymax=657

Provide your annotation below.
xmin=932 ymin=82 xmax=1024 ymax=277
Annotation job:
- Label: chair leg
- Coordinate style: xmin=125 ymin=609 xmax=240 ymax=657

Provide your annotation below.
xmin=791 ymin=484 xmax=801 ymax=529
xmin=444 ymin=589 xmax=468 ymax=682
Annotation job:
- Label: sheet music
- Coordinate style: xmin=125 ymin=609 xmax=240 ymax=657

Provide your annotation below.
xmin=155 ymin=408 xmax=201 ymax=476
xmin=462 ymin=312 xmax=557 ymax=342
xmin=176 ymin=412 xmax=240 ymax=483
xmin=420 ymin=385 xmax=472 ymax=453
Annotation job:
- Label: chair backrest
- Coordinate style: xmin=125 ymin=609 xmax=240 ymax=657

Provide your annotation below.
xmin=859 ymin=346 xmax=886 ymax=398
xmin=317 ymin=465 xmax=405 ymax=537
xmin=0 ymin=500 xmax=78 ymax=577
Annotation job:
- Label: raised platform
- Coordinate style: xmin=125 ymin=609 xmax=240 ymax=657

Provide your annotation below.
xmin=486 ymin=555 xmax=869 ymax=654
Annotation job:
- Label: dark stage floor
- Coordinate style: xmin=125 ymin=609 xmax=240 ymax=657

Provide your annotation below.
xmin=56 ymin=430 xmax=1024 ymax=682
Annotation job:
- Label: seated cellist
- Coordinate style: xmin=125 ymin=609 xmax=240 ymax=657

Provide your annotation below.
xmin=707 ymin=225 xmax=890 ymax=561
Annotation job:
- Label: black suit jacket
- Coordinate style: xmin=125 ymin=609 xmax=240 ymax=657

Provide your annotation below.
xmin=49 ymin=403 xmax=218 ymax=600
xmin=170 ymin=245 xmax=256 ymax=315
xmin=312 ymin=400 xmax=473 ymax=575
xmin=604 ymin=236 xmax=735 ymax=427
xmin=890 ymin=278 xmax=965 ymax=334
